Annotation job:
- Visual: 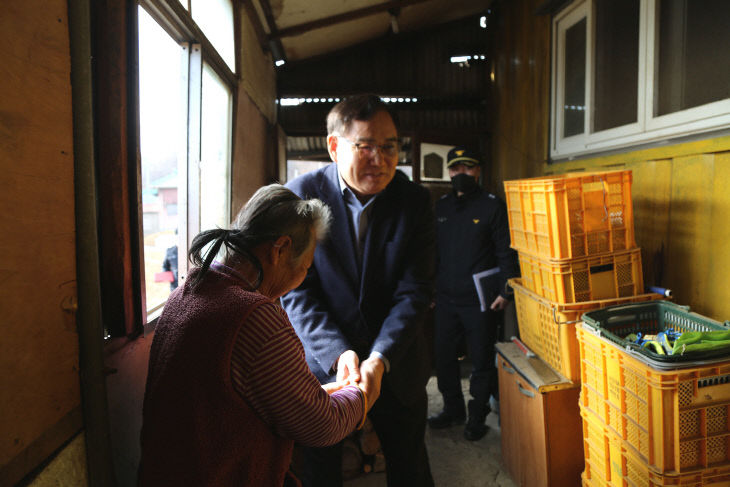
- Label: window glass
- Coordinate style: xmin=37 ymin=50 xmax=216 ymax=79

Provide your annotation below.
xmin=191 ymin=0 xmax=235 ymax=71
xmin=552 ymin=0 xmax=730 ymax=158
xmin=656 ymin=0 xmax=730 ymax=116
xmin=138 ymin=7 xmax=186 ymax=310
xmin=563 ymin=18 xmax=586 ymax=137
xmin=287 ymin=160 xmax=330 ymax=181
xmin=200 ymin=63 xmax=232 ymax=231
xmin=593 ymin=0 xmax=639 ymax=131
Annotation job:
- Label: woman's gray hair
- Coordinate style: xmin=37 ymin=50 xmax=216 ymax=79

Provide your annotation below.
xmin=188 ymin=184 xmax=330 ymax=289
xmin=232 ymin=184 xmax=331 ymax=259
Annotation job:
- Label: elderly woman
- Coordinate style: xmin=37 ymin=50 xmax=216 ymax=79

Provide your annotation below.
xmin=139 ymin=185 xmax=375 ymax=487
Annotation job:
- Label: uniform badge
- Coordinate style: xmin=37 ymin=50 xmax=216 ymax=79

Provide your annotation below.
xmin=473 ymin=219 xmax=480 ymax=224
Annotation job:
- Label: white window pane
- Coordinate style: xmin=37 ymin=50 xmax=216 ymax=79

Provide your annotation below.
xmin=138 ymin=7 xmax=187 ymax=310
xmin=200 ymin=63 xmax=231 ymax=232
xmin=593 ymin=0 xmax=639 ymax=132
xmin=287 ymin=160 xmax=330 ymax=182
xmin=563 ymin=18 xmax=586 ymax=137
xmin=178 ymin=0 xmax=188 ymax=10
xmin=191 ymin=0 xmax=235 ymax=71
xmin=656 ymin=0 xmax=730 ymax=116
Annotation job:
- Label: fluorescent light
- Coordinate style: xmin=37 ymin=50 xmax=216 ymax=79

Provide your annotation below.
xmin=450 ymin=55 xmax=471 ymax=64
xmin=280 ymin=98 xmax=301 ymax=106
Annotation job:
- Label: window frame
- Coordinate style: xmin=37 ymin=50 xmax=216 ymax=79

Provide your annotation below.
xmin=136 ymin=0 xmax=237 ymax=323
xmin=551 ymin=0 xmax=730 ymax=160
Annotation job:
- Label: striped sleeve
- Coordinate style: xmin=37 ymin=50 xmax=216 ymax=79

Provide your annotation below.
xmin=230 ymin=302 xmax=364 ymax=447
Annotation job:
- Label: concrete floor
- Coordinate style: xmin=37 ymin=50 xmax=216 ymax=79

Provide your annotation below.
xmin=344 ymin=374 xmax=517 ymax=487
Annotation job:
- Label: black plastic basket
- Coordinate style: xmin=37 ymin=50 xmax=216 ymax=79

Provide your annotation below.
xmin=581 ymin=300 xmax=730 ymax=366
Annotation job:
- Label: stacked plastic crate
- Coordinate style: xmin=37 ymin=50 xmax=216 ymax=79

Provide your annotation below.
xmin=503 ymin=170 xmax=659 ymax=383
xmin=576 ymin=300 xmax=730 ymax=486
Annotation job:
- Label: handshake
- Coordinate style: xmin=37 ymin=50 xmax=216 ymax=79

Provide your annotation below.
xmin=322 ymin=349 xmax=382 ymax=412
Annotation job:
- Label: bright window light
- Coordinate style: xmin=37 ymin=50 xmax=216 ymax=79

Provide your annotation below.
xmin=275 ymin=59 xmax=285 ymax=67
xmin=191 ymin=0 xmax=235 ymax=71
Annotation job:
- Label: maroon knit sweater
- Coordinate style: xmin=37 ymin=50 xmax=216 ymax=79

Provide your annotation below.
xmin=138 ymin=268 xmax=300 ymax=487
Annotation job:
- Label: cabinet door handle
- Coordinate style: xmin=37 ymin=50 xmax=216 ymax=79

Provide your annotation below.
xmin=501 ymin=361 xmax=515 ymax=374
xmin=516 ymin=381 xmax=535 ymax=398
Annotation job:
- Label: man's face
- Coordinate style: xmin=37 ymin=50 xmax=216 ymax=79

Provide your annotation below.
xmin=327 ymin=110 xmax=398 ymax=200
xmin=448 ymin=163 xmax=481 ymax=180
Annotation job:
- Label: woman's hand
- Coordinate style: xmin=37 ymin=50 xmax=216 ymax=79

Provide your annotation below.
xmin=321 ymin=380 xmax=351 ymax=394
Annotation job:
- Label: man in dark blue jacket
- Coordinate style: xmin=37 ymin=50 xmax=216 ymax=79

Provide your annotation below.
xmin=428 ymin=146 xmax=519 ymax=441
xmin=281 ymin=94 xmax=435 ymax=486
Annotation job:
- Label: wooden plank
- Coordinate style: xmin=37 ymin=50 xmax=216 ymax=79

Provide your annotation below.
xmin=629 ymin=159 xmax=672 ymax=289
xmin=665 ymin=154 xmax=715 ymax=316
xmin=707 ymin=151 xmax=730 ymax=321
xmin=0 ymin=0 xmax=80 ymax=475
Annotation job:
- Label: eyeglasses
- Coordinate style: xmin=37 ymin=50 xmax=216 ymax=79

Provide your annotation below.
xmin=338 ymin=136 xmax=399 ymax=158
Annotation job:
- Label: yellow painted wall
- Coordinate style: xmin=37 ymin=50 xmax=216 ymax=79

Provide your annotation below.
xmin=545 ymin=137 xmax=730 ymax=322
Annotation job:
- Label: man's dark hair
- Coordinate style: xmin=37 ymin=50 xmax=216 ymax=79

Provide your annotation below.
xmin=326 ymin=94 xmax=399 ymax=135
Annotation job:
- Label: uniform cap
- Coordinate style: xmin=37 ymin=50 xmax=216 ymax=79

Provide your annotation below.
xmin=446 ymin=146 xmax=481 ymax=168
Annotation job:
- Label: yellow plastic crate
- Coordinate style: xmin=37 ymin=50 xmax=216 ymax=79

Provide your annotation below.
xmin=518 ymin=248 xmax=644 ymax=304
xmin=577 ymin=325 xmax=730 ymax=474
xmin=581 ymin=407 xmax=730 ymax=486
xmin=504 ymin=170 xmax=635 ymax=260
xmin=510 ymin=278 xmax=662 ymax=382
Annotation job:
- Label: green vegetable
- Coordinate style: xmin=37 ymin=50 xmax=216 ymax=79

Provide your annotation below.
xmin=643 ymin=340 xmax=665 ymax=355
xmin=672 ymin=330 xmax=730 ymax=355
xmin=657 ymin=332 xmax=674 ymax=354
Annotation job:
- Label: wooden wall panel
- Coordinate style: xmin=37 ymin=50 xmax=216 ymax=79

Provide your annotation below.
xmin=664 ymin=155 xmax=715 ymax=313
xmin=630 ymin=159 xmax=672 ymax=289
xmin=706 ymin=152 xmax=730 ymax=320
xmin=240 ymin=7 xmax=277 ymax=124
xmin=231 ymin=91 xmax=275 ymax=216
xmin=488 ymin=0 xmax=551 ymax=197
xmin=0 ymin=0 xmax=80 ymax=478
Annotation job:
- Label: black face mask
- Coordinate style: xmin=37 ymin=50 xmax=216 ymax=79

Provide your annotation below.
xmin=451 ymin=173 xmax=478 ymax=194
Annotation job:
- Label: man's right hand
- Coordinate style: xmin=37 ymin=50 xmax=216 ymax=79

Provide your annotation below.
xmin=336 ymin=350 xmax=361 ymax=383
xmin=357 ymin=356 xmax=384 ymax=411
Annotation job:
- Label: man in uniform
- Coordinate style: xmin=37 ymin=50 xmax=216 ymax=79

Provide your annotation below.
xmin=427 ymin=146 xmax=519 ymax=441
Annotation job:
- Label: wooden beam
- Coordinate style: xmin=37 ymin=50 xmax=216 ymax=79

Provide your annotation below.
xmin=241 ymin=0 xmax=270 ymax=53
xmin=255 ymin=0 xmax=286 ymax=59
xmin=269 ymin=0 xmax=432 ymax=40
